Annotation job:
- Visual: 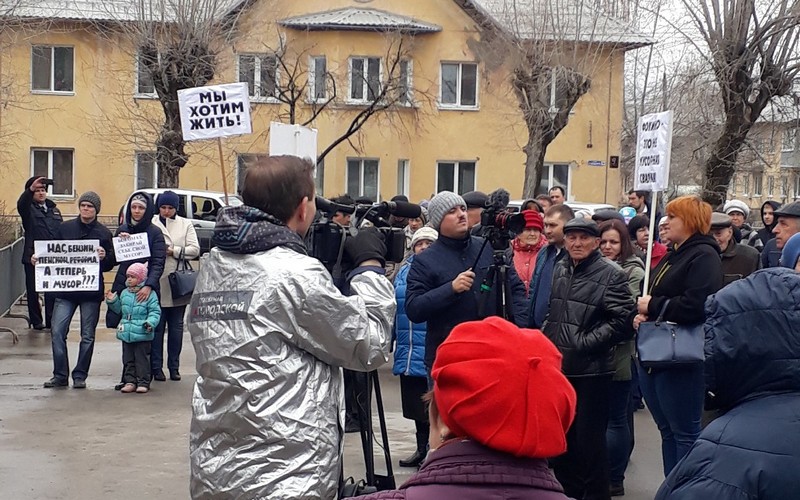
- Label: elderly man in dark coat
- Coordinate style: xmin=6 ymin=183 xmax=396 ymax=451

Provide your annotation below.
xmin=709 ymin=212 xmax=760 ymax=286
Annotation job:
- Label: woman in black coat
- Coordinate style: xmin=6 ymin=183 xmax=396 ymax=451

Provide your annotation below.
xmin=633 ymin=196 xmax=723 ymax=477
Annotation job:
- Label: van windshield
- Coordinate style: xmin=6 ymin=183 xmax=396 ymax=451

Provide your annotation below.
xmin=227 ymin=196 xmax=243 ymax=207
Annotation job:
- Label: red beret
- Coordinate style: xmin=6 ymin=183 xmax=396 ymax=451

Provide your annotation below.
xmin=522 ymin=210 xmax=544 ymax=231
xmin=432 ymin=317 xmax=576 ymax=458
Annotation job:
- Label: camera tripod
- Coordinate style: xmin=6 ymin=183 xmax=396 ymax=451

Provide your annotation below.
xmin=476 ymin=248 xmax=517 ymax=322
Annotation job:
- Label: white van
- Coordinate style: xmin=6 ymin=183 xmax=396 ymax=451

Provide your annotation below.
xmin=122 ymin=188 xmax=243 ymax=254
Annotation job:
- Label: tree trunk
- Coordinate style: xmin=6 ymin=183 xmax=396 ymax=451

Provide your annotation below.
xmin=156 ymin=104 xmax=188 ymax=188
xmin=702 ymin=115 xmax=750 ymax=207
xmin=522 ymin=132 xmax=547 ymax=198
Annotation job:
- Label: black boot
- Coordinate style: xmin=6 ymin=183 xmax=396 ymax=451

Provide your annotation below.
xmin=399 ymin=450 xmax=425 ymax=468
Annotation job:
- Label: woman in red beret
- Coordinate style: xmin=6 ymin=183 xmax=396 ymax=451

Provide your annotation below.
xmin=351 ymin=317 xmax=576 ymax=500
xmin=508 ymin=210 xmax=548 ymax=296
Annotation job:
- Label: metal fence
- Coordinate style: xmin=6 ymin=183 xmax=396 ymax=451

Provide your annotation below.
xmin=0 ymin=238 xmax=26 ymax=319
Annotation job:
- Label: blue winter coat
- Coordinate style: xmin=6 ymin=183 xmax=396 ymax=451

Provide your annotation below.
xmin=656 ymin=268 xmax=800 ymax=500
xmin=106 ymin=287 xmax=162 ymax=343
xmin=392 ymin=256 xmax=426 ymax=377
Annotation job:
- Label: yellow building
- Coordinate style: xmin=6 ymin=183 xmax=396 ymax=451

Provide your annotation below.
xmin=0 ymin=0 xmax=650 ymax=217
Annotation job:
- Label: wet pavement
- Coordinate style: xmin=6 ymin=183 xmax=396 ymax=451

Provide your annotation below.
xmin=1 ymin=302 xmax=664 ymax=499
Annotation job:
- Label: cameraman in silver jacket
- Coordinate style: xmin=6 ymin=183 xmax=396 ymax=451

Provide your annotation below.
xmin=188 ymin=156 xmax=395 ymax=500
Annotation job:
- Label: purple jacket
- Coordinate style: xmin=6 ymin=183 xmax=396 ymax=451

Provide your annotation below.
xmin=353 ymin=439 xmax=571 ymax=500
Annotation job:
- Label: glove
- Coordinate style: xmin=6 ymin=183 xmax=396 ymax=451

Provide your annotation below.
xmin=344 ymin=228 xmax=387 ymax=268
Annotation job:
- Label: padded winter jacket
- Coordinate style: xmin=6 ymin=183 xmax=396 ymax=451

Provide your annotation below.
xmin=543 ymin=250 xmax=635 ymax=377
xmin=656 ymin=268 xmax=800 ymax=499
xmin=112 ymin=192 xmax=167 ymax=297
xmin=54 ymin=217 xmax=116 ymax=303
xmin=106 ymin=287 xmax=161 ymax=343
xmin=393 ymin=256 xmax=427 ymax=378
xmin=17 ymin=184 xmax=63 ymax=264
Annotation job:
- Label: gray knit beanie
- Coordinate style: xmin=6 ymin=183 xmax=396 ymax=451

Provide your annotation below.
xmin=78 ymin=191 xmax=101 ymax=213
xmin=428 ymin=191 xmax=466 ymax=230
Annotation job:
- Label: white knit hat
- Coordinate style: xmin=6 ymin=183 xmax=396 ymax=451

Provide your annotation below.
xmin=427 ymin=191 xmax=466 ymax=230
xmin=410 ymin=227 xmax=438 ymax=250
xmin=723 ymin=199 xmax=750 ymax=218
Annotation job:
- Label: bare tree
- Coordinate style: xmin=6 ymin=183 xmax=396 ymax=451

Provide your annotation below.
xmin=463 ymin=0 xmax=648 ymax=197
xmin=682 ymin=0 xmax=800 ymax=206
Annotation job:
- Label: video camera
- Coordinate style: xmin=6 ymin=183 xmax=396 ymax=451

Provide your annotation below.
xmin=308 ymin=196 xmax=422 ymax=274
xmin=479 ymin=188 xmax=525 ymax=251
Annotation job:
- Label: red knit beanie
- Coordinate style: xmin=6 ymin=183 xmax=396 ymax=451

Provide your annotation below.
xmin=522 ymin=210 xmax=544 ymax=231
xmin=432 ymin=317 xmax=576 ymax=458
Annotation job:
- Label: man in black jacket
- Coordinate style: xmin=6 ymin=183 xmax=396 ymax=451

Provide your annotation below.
xmin=762 ymin=201 xmax=800 ymax=268
xmin=39 ymin=192 xmax=115 ymax=388
xmin=710 ymin=212 xmax=760 ymax=286
xmin=17 ymin=176 xmax=63 ymax=329
xmin=543 ymin=218 xmax=634 ymax=500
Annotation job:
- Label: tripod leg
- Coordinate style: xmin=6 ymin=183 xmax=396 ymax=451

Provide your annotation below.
xmin=501 ymin=266 xmax=515 ymax=323
xmin=372 ymin=371 xmax=396 ymax=487
xmin=357 ymin=371 xmax=375 ymax=486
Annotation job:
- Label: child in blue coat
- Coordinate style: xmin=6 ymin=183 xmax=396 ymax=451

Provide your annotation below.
xmin=106 ymin=262 xmax=161 ymax=393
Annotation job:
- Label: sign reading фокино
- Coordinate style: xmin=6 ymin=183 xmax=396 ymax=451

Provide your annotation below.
xmin=178 ymin=82 xmax=253 ymax=141
xmin=634 ymin=110 xmax=673 ymax=192
xmin=34 ymin=240 xmax=100 ymax=292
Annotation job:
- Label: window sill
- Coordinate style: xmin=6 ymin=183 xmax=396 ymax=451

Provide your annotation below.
xmin=50 ymin=193 xmax=77 ymax=201
xmin=251 ymin=97 xmax=281 ymax=104
xmin=31 ymin=90 xmax=75 ymax=96
xmin=134 ymin=93 xmax=159 ymax=100
xmin=437 ymin=104 xmax=480 ymax=112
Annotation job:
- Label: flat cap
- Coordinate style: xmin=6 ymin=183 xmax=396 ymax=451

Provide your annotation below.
xmin=773 ymin=201 xmax=800 ymax=218
xmin=592 ymin=208 xmax=624 ymax=223
xmin=710 ymin=212 xmax=732 ymax=229
xmin=462 ymin=191 xmax=488 ymax=209
xmin=563 ymin=217 xmax=600 ymax=237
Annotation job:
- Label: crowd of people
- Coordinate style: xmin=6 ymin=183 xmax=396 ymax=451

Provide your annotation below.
xmin=16 ymin=164 xmax=800 ymax=499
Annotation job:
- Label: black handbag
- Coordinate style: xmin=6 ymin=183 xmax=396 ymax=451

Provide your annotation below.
xmin=168 ymin=248 xmax=197 ymax=299
xmin=636 ymin=299 xmax=704 ymax=368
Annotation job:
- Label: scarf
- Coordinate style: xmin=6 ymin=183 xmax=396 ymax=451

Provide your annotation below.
xmin=213 ymin=205 xmax=307 ymax=255
xmin=512 ymin=237 xmax=547 ymax=291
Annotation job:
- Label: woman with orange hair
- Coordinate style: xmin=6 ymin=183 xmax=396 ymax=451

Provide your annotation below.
xmin=633 ymin=196 xmax=723 ymax=477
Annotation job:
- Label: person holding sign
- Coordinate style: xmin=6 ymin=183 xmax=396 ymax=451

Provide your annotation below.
xmin=111 ymin=192 xmax=166 ymax=389
xmin=633 ymin=196 xmax=723 ymax=476
xmin=38 ymin=192 xmax=115 ymax=389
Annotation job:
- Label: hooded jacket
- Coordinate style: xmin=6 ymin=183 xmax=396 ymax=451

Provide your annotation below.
xmin=352 ymin=439 xmax=571 ymax=500
xmin=542 ymin=250 xmax=635 ymax=377
xmin=188 ymin=206 xmax=395 ymax=500
xmin=392 ymin=255 xmax=427 ymax=378
xmin=106 ymin=286 xmax=161 ymax=343
xmin=747 ymin=200 xmax=781 ymax=251
xmin=647 ymin=234 xmax=723 ymax=325
xmin=655 ymin=268 xmax=800 ymax=499
xmin=17 ymin=177 xmax=63 ymax=264
xmin=111 ymin=192 xmax=166 ymax=296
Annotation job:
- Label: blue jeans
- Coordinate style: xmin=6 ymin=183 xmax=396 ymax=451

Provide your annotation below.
xmin=50 ymin=298 xmax=101 ymax=382
xmin=151 ymin=305 xmax=186 ymax=373
xmin=638 ymin=363 xmax=704 ymax=476
xmin=606 ymin=379 xmax=633 ymax=484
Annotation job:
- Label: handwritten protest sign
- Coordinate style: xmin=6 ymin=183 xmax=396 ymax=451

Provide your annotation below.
xmin=634 ymin=110 xmax=673 ymax=192
xmin=178 ymin=82 xmax=252 ymax=141
xmin=34 ymin=240 xmax=100 ymax=292
xmin=113 ymin=233 xmax=151 ymax=262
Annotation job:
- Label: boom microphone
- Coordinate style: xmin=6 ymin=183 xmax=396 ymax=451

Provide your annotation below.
xmin=381 ymin=200 xmax=422 ymax=219
xmin=316 ymin=196 xmax=356 ymax=215
xmin=486 ymin=188 xmax=510 ymax=211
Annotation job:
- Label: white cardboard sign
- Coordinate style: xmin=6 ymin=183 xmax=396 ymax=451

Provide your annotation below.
xmin=113 ymin=233 xmax=151 ymax=262
xmin=269 ymin=122 xmax=318 ymax=162
xmin=634 ymin=110 xmax=673 ymax=192
xmin=178 ymin=82 xmax=252 ymax=141
xmin=34 ymin=240 xmax=100 ymax=292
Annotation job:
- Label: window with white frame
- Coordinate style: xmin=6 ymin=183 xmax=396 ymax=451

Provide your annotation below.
xmin=347 ymin=158 xmax=379 ymax=200
xmin=730 ymin=174 xmax=738 ymax=194
xmin=783 ymin=126 xmax=797 ymax=152
xmin=781 ymin=175 xmax=789 ymax=199
xmin=753 ymin=172 xmax=763 ymax=196
xmin=743 ymin=174 xmax=750 ymax=196
xmin=397 ymin=60 xmax=412 ymax=105
xmin=315 ymin=158 xmax=324 ymax=195
xmin=236 ymin=153 xmax=268 ymax=192
xmin=349 ymin=57 xmax=381 ymax=102
xmin=136 ymin=51 xmax=156 ymax=96
xmin=135 ymin=152 xmax=157 ymax=189
xmin=308 ymin=56 xmax=328 ymax=102
xmin=537 ymin=163 xmax=571 ymax=197
xmin=795 ymin=174 xmax=800 ymax=198
xmin=768 ymin=175 xmax=775 ymax=197
xmin=437 ymin=161 xmax=476 ymax=194
xmin=31 ymin=148 xmax=73 ymax=196
xmin=440 ymin=62 xmax=478 ymax=108
xmin=31 ymin=46 xmax=74 ymax=92
xmin=397 ymin=159 xmax=410 ymax=197
xmin=238 ymin=54 xmax=278 ymax=100
xmin=545 ymin=69 xmax=568 ymax=112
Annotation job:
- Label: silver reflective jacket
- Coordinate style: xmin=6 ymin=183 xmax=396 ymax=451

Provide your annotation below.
xmin=188 ymin=246 xmax=395 ymax=499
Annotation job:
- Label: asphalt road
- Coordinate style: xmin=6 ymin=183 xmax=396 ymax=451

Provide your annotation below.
xmin=0 ymin=304 xmax=664 ymax=499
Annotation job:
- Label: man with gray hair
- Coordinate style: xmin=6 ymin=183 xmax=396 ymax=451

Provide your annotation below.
xmin=762 ymin=201 xmax=800 ymax=268
xmin=406 ymin=191 xmax=527 ymax=377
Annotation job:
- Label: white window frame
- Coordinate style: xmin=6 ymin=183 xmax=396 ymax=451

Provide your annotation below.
xmin=795 ymin=174 xmax=800 ymax=199
xmin=397 ymin=159 xmax=410 ymax=197
xmin=783 ymin=126 xmax=797 ymax=152
xmin=346 ymin=158 xmax=381 ymax=199
xmin=30 ymin=45 xmax=75 ymax=94
xmin=753 ymin=172 xmax=763 ymax=197
xmin=348 ymin=56 xmax=382 ymax=104
xmin=438 ymin=62 xmax=479 ymax=110
xmin=742 ymin=174 xmax=750 ymax=196
xmin=781 ymin=175 xmax=788 ymax=199
xmin=135 ymin=51 xmax=158 ymax=98
xmin=237 ymin=53 xmax=280 ymax=103
xmin=135 ymin=151 xmax=158 ymax=190
xmin=30 ymin=148 xmax=75 ymax=198
xmin=768 ymin=175 xmax=775 ymax=197
xmin=307 ymin=55 xmax=328 ymax=103
xmin=543 ymin=163 xmax=573 ymax=200
xmin=435 ymin=160 xmax=478 ymax=195
xmin=397 ymin=59 xmax=413 ymax=106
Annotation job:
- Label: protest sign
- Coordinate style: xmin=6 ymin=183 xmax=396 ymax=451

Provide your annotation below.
xmin=269 ymin=122 xmax=318 ymax=162
xmin=113 ymin=233 xmax=151 ymax=262
xmin=634 ymin=110 xmax=673 ymax=192
xmin=34 ymin=240 xmax=100 ymax=292
xmin=178 ymin=82 xmax=252 ymax=141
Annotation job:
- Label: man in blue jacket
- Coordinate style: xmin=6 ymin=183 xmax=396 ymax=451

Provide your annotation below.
xmin=528 ymin=204 xmax=574 ymax=328
xmin=761 ymin=201 xmax=800 ymax=268
xmin=38 ymin=192 xmax=115 ymax=388
xmin=656 ymin=249 xmax=800 ymax=499
xmin=405 ymin=191 xmax=527 ymax=378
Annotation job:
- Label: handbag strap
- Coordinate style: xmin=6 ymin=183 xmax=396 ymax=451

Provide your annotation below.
xmin=655 ymin=299 xmax=671 ymax=324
